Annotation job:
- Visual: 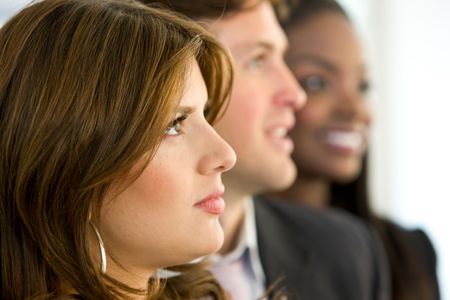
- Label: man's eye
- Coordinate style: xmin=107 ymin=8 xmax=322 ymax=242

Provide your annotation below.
xmin=165 ymin=114 xmax=188 ymax=136
xmin=300 ymin=75 xmax=327 ymax=92
xmin=248 ymin=54 xmax=265 ymax=70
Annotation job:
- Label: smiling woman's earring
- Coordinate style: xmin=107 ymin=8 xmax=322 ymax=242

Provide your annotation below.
xmin=89 ymin=221 xmax=107 ymax=274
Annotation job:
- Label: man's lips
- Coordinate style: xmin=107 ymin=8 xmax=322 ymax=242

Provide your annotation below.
xmin=195 ymin=191 xmax=225 ymax=215
xmin=268 ymin=126 xmax=288 ymax=138
xmin=266 ymin=122 xmax=295 ymax=153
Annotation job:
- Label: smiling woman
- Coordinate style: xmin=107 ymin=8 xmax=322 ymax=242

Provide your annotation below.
xmin=0 ymin=0 xmax=235 ymax=299
xmin=271 ymin=0 xmax=441 ymax=299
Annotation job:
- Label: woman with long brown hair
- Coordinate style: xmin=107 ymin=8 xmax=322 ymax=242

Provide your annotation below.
xmin=0 ymin=0 xmax=236 ymax=298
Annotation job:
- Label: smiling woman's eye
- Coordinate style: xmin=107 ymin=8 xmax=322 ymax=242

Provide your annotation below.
xmin=165 ymin=114 xmax=188 ymax=136
xmin=299 ymin=75 xmax=327 ymax=92
xmin=358 ymin=79 xmax=371 ymax=94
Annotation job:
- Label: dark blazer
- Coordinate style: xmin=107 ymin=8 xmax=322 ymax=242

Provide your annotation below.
xmin=254 ymin=196 xmax=391 ymax=300
xmin=386 ymin=221 xmax=440 ymax=300
xmin=407 ymin=229 xmax=440 ymax=299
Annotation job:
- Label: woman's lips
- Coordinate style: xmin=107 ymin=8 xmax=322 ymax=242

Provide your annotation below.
xmin=195 ymin=191 xmax=225 ymax=215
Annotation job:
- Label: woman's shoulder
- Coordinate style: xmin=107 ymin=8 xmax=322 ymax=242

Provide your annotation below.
xmin=383 ymin=219 xmax=441 ymax=298
xmin=383 ymin=218 xmax=440 ymax=288
xmin=385 ymin=220 xmax=437 ymax=261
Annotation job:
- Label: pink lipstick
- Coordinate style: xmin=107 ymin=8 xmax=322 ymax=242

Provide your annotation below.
xmin=195 ymin=191 xmax=225 ymax=215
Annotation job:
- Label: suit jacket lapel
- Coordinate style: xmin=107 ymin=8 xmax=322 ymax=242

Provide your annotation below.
xmin=254 ymin=197 xmax=313 ymax=299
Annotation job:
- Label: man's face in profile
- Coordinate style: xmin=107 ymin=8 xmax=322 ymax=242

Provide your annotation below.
xmin=209 ymin=1 xmax=306 ymax=194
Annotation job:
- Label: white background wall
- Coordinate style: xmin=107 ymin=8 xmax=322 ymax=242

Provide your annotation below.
xmin=339 ymin=0 xmax=450 ymax=298
xmin=2 ymin=0 xmax=450 ymax=298
xmin=0 ymin=0 xmax=29 ymax=24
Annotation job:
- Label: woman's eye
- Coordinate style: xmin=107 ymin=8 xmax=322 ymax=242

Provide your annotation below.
xmin=358 ymin=79 xmax=371 ymax=94
xmin=204 ymin=106 xmax=218 ymax=124
xmin=165 ymin=114 xmax=188 ymax=136
xmin=203 ymin=106 xmax=211 ymax=119
xmin=300 ymin=75 xmax=327 ymax=92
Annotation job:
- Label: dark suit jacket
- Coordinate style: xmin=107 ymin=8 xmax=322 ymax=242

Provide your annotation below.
xmin=254 ymin=196 xmax=391 ymax=300
xmin=386 ymin=221 xmax=440 ymax=300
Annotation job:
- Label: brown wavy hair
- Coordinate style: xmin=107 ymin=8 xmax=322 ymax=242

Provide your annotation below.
xmin=139 ymin=1 xmax=293 ymax=299
xmin=0 ymin=0 xmax=232 ymax=299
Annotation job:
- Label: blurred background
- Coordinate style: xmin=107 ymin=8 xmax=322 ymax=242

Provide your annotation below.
xmin=1 ymin=0 xmax=449 ymax=298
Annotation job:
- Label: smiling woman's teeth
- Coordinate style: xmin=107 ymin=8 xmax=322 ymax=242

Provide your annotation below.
xmin=325 ymin=131 xmax=363 ymax=149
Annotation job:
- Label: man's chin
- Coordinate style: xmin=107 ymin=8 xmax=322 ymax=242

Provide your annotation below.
xmin=262 ymin=161 xmax=297 ymax=192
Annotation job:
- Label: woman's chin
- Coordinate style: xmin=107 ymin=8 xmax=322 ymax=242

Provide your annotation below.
xmin=178 ymin=224 xmax=224 ymax=265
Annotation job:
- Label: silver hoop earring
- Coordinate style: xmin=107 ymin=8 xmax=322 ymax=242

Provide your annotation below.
xmin=89 ymin=221 xmax=107 ymax=274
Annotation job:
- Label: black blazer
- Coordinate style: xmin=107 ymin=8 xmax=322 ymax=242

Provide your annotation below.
xmin=385 ymin=221 xmax=440 ymax=300
xmin=254 ymin=196 xmax=391 ymax=300
xmin=407 ymin=229 xmax=440 ymax=299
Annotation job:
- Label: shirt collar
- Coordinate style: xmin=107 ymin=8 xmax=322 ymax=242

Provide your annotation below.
xmin=210 ymin=197 xmax=266 ymax=284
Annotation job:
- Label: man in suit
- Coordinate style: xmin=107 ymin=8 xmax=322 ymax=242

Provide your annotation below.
xmin=141 ymin=0 xmax=391 ymax=298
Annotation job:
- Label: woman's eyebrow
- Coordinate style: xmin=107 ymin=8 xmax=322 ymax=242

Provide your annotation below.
xmin=290 ymin=54 xmax=337 ymax=73
xmin=176 ymin=106 xmax=194 ymax=114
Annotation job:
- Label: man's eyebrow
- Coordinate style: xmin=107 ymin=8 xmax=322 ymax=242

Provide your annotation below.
xmin=232 ymin=41 xmax=276 ymax=55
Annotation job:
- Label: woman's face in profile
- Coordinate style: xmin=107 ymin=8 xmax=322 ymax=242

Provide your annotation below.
xmin=98 ymin=60 xmax=236 ymax=280
xmin=285 ymin=12 xmax=372 ymax=182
